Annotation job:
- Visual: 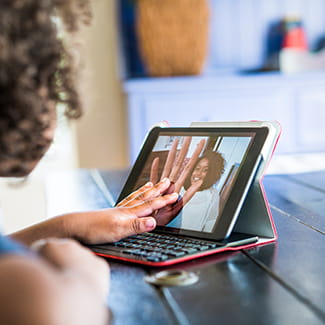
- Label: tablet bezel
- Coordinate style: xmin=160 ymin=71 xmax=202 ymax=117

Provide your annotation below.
xmin=117 ymin=126 xmax=269 ymax=240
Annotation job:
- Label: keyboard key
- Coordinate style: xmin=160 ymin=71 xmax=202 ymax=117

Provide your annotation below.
xmin=165 ymin=250 xmax=186 ymax=257
xmin=180 ymin=247 xmax=198 ymax=254
xmin=197 ymin=245 xmax=209 ymax=251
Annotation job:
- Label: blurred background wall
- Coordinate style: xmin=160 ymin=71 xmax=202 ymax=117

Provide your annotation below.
xmin=75 ymin=0 xmax=129 ymax=170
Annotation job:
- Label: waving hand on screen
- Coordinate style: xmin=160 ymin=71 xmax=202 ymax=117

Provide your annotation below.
xmin=150 ymin=137 xmax=206 ymax=225
xmin=116 ymin=137 xmax=206 ymax=226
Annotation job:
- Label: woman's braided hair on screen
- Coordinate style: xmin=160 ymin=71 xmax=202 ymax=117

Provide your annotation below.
xmin=0 ymin=0 xmax=91 ymax=174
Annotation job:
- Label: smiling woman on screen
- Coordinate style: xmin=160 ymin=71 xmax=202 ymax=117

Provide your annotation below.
xmin=168 ymin=151 xmax=225 ymax=232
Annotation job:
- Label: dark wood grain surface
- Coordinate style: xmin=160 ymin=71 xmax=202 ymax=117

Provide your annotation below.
xmin=46 ymin=170 xmax=325 ymax=325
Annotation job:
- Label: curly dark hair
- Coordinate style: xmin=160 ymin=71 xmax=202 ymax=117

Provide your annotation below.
xmin=183 ymin=151 xmax=225 ymax=191
xmin=0 ymin=0 xmax=91 ymax=176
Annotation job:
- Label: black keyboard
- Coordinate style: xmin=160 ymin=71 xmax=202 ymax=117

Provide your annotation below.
xmin=89 ymin=232 xmax=222 ymax=262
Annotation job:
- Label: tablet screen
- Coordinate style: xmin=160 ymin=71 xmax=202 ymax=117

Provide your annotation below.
xmin=117 ymin=127 xmax=268 ymax=240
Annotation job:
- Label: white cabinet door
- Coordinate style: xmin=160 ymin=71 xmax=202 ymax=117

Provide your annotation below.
xmin=296 ymin=87 xmax=325 ymax=152
xmin=128 ymin=88 xmax=294 ymax=161
xmin=125 ymin=73 xmax=325 ymax=162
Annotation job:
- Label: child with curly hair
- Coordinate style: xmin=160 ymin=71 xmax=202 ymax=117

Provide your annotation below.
xmin=0 ymin=1 xmax=178 ymax=324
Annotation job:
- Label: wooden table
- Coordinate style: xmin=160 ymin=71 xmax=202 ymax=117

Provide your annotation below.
xmin=46 ymin=169 xmax=325 ymax=325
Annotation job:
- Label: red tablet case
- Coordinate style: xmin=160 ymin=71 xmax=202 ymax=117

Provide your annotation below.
xmin=94 ymin=121 xmax=281 ymax=266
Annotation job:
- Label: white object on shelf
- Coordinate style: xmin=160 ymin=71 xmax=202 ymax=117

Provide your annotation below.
xmin=279 ymin=48 xmax=325 ymax=74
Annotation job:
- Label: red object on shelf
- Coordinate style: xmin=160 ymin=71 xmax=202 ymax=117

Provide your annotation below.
xmin=282 ymin=18 xmax=308 ymax=50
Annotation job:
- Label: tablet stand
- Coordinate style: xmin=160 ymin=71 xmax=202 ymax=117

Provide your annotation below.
xmin=232 ymin=180 xmax=275 ymax=239
xmin=190 ymin=121 xmax=281 ymax=247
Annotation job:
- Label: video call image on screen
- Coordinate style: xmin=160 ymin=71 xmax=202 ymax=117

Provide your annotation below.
xmin=133 ymin=133 xmax=254 ymax=233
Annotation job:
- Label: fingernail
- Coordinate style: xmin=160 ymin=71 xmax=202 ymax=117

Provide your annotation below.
xmin=161 ymin=177 xmax=169 ymax=183
xmin=145 ymin=181 xmax=153 ymax=187
xmin=170 ymin=193 xmax=179 ymax=200
xmin=30 ymin=239 xmax=47 ymax=252
xmin=145 ymin=218 xmax=156 ymax=230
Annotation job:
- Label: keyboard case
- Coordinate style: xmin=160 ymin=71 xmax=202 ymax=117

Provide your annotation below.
xmin=91 ymin=121 xmax=281 ymax=266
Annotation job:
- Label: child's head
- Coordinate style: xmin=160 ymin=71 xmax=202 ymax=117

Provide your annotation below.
xmin=0 ymin=0 xmax=91 ymax=176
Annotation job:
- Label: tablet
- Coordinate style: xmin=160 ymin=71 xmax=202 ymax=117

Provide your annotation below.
xmin=117 ymin=126 xmax=269 ymax=240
